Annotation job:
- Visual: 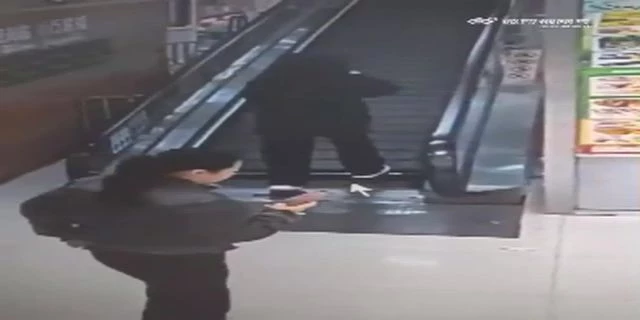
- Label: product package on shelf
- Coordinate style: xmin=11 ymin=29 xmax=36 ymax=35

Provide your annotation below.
xmin=583 ymin=0 xmax=640 ymax=17
xmin=587 ymin=97 xmax=640 ymax=119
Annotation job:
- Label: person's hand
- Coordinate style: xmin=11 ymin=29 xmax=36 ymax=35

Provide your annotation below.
xmin=64 ymin=240 xmax=88 ymax=248
xmin=264 ymin=201 xmax=317 ymax=215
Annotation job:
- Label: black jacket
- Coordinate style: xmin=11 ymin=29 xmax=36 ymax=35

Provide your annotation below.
xmin=245 ymin=54 xmax=399 ymax=137
xmin=63 ymin=177 xmax=298 ymax=255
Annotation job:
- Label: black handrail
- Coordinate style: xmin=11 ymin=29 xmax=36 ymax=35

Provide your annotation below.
xmin=92 ymin=0 xmax=298 ymax=156
xmin=63 ymin=2 xmax=338 ymax=181
xmin=425 ymin=0 xmax=510 ymax=196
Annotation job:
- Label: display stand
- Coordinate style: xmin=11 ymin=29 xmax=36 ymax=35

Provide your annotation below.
xmin=544 ymin=0 xmax=640 ymax=213
xmin=575 ymin=2 xmax=640 ymax=211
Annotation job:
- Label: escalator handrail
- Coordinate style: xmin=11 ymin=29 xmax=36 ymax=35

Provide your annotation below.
xmin=81 ymin=2 xmax=340 ymax=178
xmin=151 ymin=27 xmax=314 ymax=153
xmin=164 ymin=1 xmax=360 ymax=153
xmin=426 ymin=0 xmax=510 ymax=195
xmin=145 ymin=6 xmax=347 ymax=154
xmin=95 ymin=0 xmax=295 ymax=154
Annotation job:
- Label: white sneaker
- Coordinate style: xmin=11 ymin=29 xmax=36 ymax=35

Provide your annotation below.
xmin=351 ymin=164 xmax=391 ymax=179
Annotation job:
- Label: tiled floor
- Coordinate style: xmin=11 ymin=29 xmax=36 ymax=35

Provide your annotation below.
xmin=1 ymin=162 xmax=639 ymax=319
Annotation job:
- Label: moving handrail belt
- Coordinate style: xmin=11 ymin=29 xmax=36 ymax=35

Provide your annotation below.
xmin=146 ymin=7 xmax=346 ymax=154
xmin=426 ymin=0 xmax=511 ymax=196
xmin=64 ymin=1 xmax=334 ymax=180
xmin=94 ymin=1 xmax=299 ymax=156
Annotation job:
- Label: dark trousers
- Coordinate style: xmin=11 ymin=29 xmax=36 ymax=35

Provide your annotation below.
xmin=261 ymin=133 xmax=385 ymax=186
xmin=91 ymin=250 xmax=229 ymax=320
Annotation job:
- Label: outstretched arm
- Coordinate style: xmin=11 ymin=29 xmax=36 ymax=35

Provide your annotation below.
xmin=232 ymin=210 xmax=300 ymax=242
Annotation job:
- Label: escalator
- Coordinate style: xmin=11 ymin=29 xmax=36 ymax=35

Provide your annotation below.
xmin=202 ymin=0 xmax=499 ymax=179
xmin=189 ymin=0 xmax=524 ymax=237
xmin=73 ymin=0 xmax=527 ymax=237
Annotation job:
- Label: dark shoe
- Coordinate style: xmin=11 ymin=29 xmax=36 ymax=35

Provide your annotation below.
xmin=268 ymin=186 xmax=307 ymax=200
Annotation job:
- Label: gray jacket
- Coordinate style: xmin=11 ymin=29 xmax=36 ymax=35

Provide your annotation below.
xmin=71 ymin=177 xmax=298 ymax=255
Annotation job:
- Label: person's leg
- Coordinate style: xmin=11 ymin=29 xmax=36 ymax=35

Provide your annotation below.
xmin=260 ymin=135 xmax=315 ymax=196
xmin=142 ymin=254 xmax=229 ymax=320
xmin=91 ymin=250 xmax=229 ymax=320
xmin=328 ymin=132 xmax=389 ymax=178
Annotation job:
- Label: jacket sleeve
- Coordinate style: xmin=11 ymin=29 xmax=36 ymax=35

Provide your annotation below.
xmin=232 ymin=209 xmax=301 ymax=243
xmin=178 ymin=196 xmax=302 ymax=244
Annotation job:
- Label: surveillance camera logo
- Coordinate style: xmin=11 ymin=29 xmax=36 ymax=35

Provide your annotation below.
xmin=467 ymin=17 xmax=499 ymax=25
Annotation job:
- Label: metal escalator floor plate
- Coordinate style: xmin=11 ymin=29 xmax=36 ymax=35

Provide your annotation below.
xmin=203 ymin=0 xmax=500 ymax=173
xmin=216 ymin=186 xmax=523 ymax=238
xmin=285 ymin=204 xmax=523 ymax=238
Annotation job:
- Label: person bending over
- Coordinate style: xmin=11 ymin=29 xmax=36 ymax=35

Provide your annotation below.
xmin=245 ymin=53 xmax=400 ymax=198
